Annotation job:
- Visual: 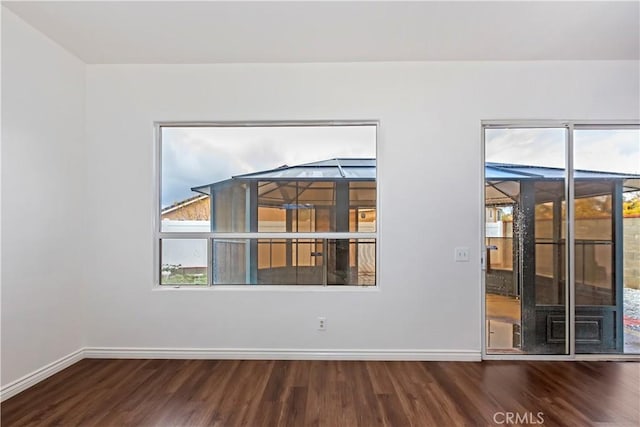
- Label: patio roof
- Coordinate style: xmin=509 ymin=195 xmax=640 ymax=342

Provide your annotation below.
xmin=486 ymin=162 xmax=640 ymax=181
xmin=191 ymin=158 xmax=639 ymax=204
xmin=192 ymin=158 xmax=375 ymax=195
xmin=486 ymin=162 xmax=640 ymax=205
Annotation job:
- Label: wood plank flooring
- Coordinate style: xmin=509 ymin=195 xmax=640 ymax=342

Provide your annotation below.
xmin=2 ymin=359 xmax=639 ymax=426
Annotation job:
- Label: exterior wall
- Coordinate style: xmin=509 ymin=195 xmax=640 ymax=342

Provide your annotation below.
xmin=625 ymin=217 xmax=640 ymax=289
xmin=162 ymin=196 xmax=209 ymax=220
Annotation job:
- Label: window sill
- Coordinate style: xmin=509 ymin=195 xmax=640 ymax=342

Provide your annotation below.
xmin=152 ymin=285 xmax=380 ymax=292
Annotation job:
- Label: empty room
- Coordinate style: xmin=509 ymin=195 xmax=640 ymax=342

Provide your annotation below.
xmin=1 ymin=1 xmax=639 ymax=426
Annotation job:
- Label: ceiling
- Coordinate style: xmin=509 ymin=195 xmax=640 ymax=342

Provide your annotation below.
xmin=3 ymin=1 xmax=639 ymax=64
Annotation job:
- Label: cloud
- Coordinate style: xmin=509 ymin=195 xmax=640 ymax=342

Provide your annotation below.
xmin=161 ymin=125 xmax=376 ymax=207
xmin=486 ymin=128 xmax=566 ymax=168
xmin=486 ymin=128 xmax=639 ymax=174
xmin=574 ymin=129 xmax=640 ymax=174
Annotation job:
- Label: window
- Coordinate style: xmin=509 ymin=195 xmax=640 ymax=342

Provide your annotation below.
xmin=157 ymin=123 xmax=377 ymax=287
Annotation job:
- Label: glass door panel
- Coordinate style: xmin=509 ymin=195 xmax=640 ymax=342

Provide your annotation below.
xmin=574 ymin=128 xmax=640 ymax=354
xmin=485 ymin=128 xmax=569 ymax=354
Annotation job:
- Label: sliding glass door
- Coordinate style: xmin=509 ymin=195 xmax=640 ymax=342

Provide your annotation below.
xmin=484 ymin=127 xmax=569 ymax=355
xmin=484 ymin=123 xmax=640 ymax=356
xmin=574 ymin=127 xmax=640 ymax=354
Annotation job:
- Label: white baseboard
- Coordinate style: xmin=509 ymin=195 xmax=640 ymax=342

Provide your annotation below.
xmin=0 ymin=347 xmax=480 ymax=401
xmin=83 ymin=347 xmax=482 ymax=362
xmin=0 ymin=348 xmax=84 ymax=402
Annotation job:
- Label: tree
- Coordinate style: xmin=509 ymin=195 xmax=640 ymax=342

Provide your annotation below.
xmin=623 ymin=194 xmax=640 ymax=217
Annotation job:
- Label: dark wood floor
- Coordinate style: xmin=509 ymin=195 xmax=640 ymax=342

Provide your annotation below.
xmin=2 ymin=359 xmax=639 ymax=426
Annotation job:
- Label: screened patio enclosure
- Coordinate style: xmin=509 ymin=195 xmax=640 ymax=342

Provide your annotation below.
xmin=486 ymin=162 xmax=640 ymax=354
xmin=191 ymin=159 xmax=376 ymax=286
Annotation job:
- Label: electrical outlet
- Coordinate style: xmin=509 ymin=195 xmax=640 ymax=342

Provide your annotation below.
xmin=317 ymin=317 xmax=327 ymax=331
xmin=455 ymin=247 xmax=470 ymax=262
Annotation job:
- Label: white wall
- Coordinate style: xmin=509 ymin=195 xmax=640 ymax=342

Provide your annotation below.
xmin=1 ymin=9 xmax=86 ymax=386
xmin=84 ymin=61 xmax=639 ymax=354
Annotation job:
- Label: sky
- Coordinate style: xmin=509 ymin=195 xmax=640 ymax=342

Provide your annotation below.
xmin=161 ymin=125 xmax=377 ymax=208
xmin=161 ymin=126 xmax=638 ymax=208
xmin=486 ymin=128 xmax=640 ymax=174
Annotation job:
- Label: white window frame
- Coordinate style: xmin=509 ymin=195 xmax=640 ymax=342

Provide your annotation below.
xmin=153 ymin=120 xmax=380 ymax=290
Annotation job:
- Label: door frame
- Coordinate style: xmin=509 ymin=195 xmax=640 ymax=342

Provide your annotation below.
xmin=481 ymin=119 xmax=640 ymax=360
